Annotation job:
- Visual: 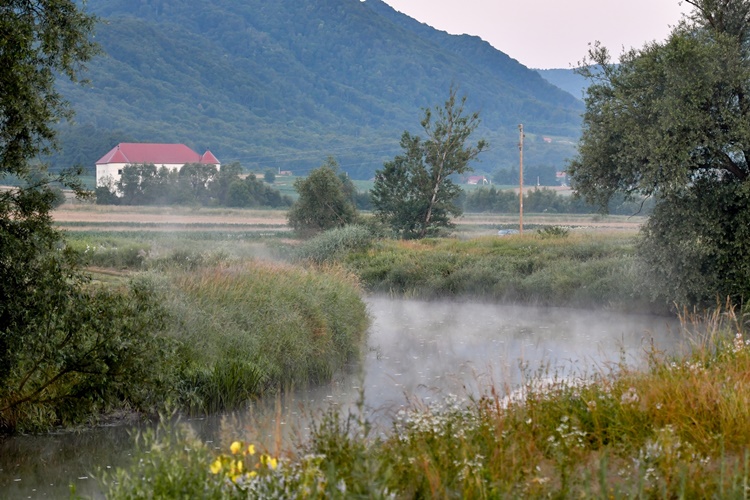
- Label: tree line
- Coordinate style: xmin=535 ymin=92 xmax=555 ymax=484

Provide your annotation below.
xmin=95 ymin=162 xmax=292 ymax=208
xmin=463 ymin=186 xmax=655 ymax=216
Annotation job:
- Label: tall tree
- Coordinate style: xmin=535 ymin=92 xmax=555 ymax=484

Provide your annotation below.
xmin=371 ymin=86 xmax=487 ymax=239
xmin=287 ymin=157 xmax=358 ymax=236
xmin=569 ymin=0 xmax=750 ymax=306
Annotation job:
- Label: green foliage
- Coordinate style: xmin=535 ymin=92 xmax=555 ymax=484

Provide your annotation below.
xmin=263 ymin=169 xmax=276 ymax=184
xmin=342 ymin=234 xmax=655 ymax=311
xmin=536 ymin=226 xmax=570 ymax=239
xmin=293 ymin=224 xmax=376 ymax=265
xmin=226 ymin=173 xmax=292 ymax=208
xmin=287 ymin=157 xmax=359 ymax=237
xmin=162 ymin=261 xmax=369 ymax=413
xmin=98 ymin=162 xmax=292 ymax=208
xmin=639 ymin=177 xmax=750 ymax=307
xmin=569 ymin=1 xmax=750 ymax=307
xmin=0 ymin=0 xmax=112 ymax=432
xmin=372 ymin=87 xmax=487 ymax=238
xmin=464 ymin=186 xmax=655 ymax=215
xmin=0 ymin=0 xmax=97 ymax=172
xmin=0 ymin=275 xmax=175 ymax=432
xmin=102 ymin=421 xmax=224 ymax=499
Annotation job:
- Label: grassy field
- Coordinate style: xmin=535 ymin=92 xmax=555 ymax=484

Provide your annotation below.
xmin=53 ymin=203 xmax=643 ymax=234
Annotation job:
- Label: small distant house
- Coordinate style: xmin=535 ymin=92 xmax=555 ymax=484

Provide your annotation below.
xmin=467 ymin=175 xmax=488 ymax=185
xmin=95 ymin=143 xmax=220 ymax=187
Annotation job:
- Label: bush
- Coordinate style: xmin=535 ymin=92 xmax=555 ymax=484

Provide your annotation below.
xmin=0 ymin=275 xmax=175 ymax=432
xmin=287 ymin=158 xmax=358 ymax=237
xmin=293 ymin=224 xmax=375 ymax=265
xmin=536 ymin=225 xmax=570 ymax=239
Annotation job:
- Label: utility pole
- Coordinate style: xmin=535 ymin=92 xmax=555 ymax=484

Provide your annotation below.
xmin=519 ymin=124 xmax=524 ymax=234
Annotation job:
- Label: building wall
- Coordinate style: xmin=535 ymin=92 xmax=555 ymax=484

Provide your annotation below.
xmin=96 ymin=163 xmax=186 ymax=188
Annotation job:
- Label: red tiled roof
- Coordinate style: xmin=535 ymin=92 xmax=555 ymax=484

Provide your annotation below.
xmin=96 ymin=143 xmax=220 ymax=165
xmin=200 ymin=150 xmax=220 ymax=164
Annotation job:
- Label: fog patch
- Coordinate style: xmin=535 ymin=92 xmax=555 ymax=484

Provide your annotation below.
xmin=359 ymin=296 xmax=680 ymax=417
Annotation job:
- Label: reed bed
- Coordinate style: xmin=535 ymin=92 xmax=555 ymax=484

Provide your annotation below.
xmin=162 ymin=260 xmax=369 ymax=413
xmin=344 ymin=232 xmax=652 ymax=311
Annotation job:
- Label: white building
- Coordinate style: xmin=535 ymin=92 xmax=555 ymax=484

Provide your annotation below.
xmin=95 ymin=143 xmax=220 ymax=187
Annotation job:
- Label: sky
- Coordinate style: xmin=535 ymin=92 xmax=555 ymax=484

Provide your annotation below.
xmin=380 ymin=0 xmax=693 ymax=69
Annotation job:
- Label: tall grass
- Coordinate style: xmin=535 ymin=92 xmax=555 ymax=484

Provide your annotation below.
xmin=292 ymin=224 xmax=375 ymax=264
xmin=107 ymin=304 xmax=750 ymax=497
xmin=345 ymin=232 xmax=654 ymax=311
xmin=162 ymin=260 xmax=369 ymax=413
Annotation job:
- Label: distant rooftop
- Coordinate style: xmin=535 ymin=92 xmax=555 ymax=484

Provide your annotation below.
xmin=96 ymin=143 xmax=219 ymax=165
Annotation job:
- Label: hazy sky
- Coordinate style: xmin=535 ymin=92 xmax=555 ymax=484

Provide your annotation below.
xmin=380 ymin=0 xmax=692 ymax=69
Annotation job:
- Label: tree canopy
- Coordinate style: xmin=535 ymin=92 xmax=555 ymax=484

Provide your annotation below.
xmin=287 ymin=157 xmax=358 ymax=236
xmin=371 ymin=87 xmax=487 ymax=239
xmin=569 ymin=0 xmax=750 ymax=306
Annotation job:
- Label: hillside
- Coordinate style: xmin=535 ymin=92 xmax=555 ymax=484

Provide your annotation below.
xmin=50 ymin=0 xmax=584 ymax=179
xmin=536 ymin=68 xmax=591 ymax=101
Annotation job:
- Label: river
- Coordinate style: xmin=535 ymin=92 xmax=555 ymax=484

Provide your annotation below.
xmin=0 ymin=296 xmax=681 ymax=498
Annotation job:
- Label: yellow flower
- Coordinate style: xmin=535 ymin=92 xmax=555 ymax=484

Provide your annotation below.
xmin=210 ymin=459 xmax=222 ymax=475
xmin=247 ymin=444 xmax=256 ymax=456
xmin=230 ymin=441 xmax=242 ymax=455
xmin=248 ymin=471 xmax=258 ymax=478
xmin=261 ymin=454 xmax=279 ymax=470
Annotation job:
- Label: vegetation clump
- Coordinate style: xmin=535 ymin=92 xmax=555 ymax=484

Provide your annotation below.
xmin=163 ymin=261 xmax=369 ymax=413
xmin=342 ymin=232 xmax=650 ymax=311
xmin=287 ymin=158 xmax=359 ymax=237
xmin=292 ymin=224 xmax=376 ymax=265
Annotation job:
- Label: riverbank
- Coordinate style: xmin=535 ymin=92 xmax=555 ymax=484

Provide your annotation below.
xmin=104 ymin=304 xmax=750 ymax=498
xmin=0 ymin=258 xmax=369 ymax=433
xmin=293 ymin=225 xmax=663 ymax=313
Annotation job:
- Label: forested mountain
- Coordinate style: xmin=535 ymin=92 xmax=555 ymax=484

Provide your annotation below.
xmin=50 ymin=0 xmax=584 ymax=179
xmin=536 ymin=68 xmax=591 ymax=101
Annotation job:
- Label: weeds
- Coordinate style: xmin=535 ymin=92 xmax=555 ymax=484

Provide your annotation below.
xmin=345 ymin=233 xmax=653 ymax=311
xmin=162 ymin=260 xmax=369 ymax=413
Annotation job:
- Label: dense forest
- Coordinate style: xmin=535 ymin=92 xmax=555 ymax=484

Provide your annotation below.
xmin=48 ymin=0 xmax=584 ymax=180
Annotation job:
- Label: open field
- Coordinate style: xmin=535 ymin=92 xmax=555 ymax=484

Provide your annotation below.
xmin=52 ymin=204 xmax=290 ymax=232
xmin=52 ymin=203 xmax=645 ymax=234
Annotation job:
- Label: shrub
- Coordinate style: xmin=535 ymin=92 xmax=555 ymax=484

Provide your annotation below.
xmin=293 ymin=224 xmax=375 ymax=265
xmin=0 ymin=275 xmax=175 ymax=432
xmin=536 ymin=225 xmax=570 ymax=239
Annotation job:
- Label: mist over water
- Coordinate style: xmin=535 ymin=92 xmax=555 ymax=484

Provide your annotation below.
xmin=359 ymin=297 xmax=680 ymax=416
xmin=0 ymin=296 xmax=682 ymax=498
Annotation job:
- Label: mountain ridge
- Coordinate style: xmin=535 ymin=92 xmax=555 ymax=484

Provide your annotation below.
xmin=51 ymin=0 xmax=583 ymax=179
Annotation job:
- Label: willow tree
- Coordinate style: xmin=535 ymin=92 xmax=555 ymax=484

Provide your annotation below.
xmin=0 ymin=3 xmax=172 ymax=432
xmin=371 ymin=86 xmax=487 ymax=239
xmin=569 ymin=0 xmax=750 ymax=306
